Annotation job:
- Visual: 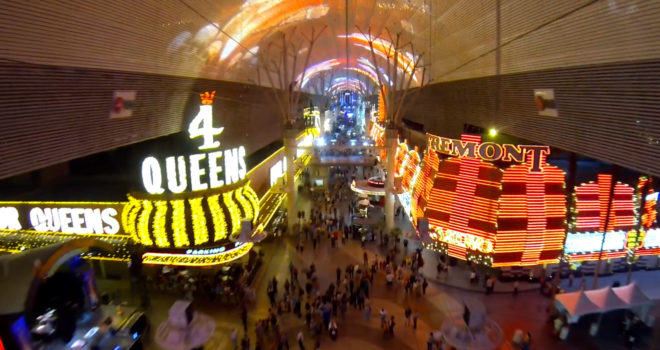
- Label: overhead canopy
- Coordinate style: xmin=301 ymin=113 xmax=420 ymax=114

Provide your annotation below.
xmin=584 ymin=286 xmax=628 ymax=310
xmin=555 ymin=290 xmax=600 ymax=319
xmin=612 ymin=282 xmax=652 ymax=306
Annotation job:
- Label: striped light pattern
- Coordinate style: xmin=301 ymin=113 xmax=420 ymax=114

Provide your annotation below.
xmin=411 ymin=148 xmax=439 ymax=226
xmin=635 ymin=178 xmax=659 ymax=256
xmin=570 ymin=174 xmax=635 ymax=260
xmin=378 ymin=86 xmax=387 ymax=124
xmin=394 ymin=142 xmax=409 ymax=177
xmin=493 ymin=152 xmax=566 ymax=267
xmin=124 ymin=180 xmax=259 ymax=249
xmin=400 ymin=148 xmax=421 ymax=191
xmin=425 ymin=135 xmax=502 ymax=259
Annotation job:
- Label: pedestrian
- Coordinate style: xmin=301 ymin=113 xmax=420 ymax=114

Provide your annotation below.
xmin=389 ymin=316 xmax=396 ymax=335
xmin=230 ymin=328 xmax=238 ymax=350
xmin=241 ymin=304 xmax=248 ymax=332
xmin=568 ymin=273 xmax=575 ymax=288
xmin=513 ymin=280 xmax=519 ymax=296
xmin=427 ymin=332 xmax=434 ymax=350
xmin=422 ymin=278 xmax=428 ymax=295
xmin=380 ymin=308 xmax=387 ymax=328
xmin=522 ymin=331 xmax=531 ymax=350
xmin=365 ymin=301 xmax=371 ymax=321
xmin=297 ymin=331 xmax=305 ymax=350
xmin=241 ymin=334 xmax=250 ymax=350
xmin=412 ymin=310 xmax=420 ymax=329
xmin=404 ymin=306 xmax=412 ymax=326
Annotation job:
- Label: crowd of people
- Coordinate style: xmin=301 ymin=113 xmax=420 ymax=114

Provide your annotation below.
xmin=146 ymin=248 xmax=263 ymax=303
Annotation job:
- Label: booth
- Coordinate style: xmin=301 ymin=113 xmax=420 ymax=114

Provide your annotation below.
xmin=0 ymin=240 xmax=147 ymax=350
xmin=554 ymin=282 xmax=656 ymax=338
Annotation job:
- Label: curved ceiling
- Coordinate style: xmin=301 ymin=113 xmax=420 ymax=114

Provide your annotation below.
xmin=172 ymin=0 xmax=431 ymax=93
xmin=3 ymin=1 xmax=657 ymax=93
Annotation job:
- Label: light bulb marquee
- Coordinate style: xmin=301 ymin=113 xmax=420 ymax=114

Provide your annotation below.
xmin=0 ymin=92 xmax=260 ymax=266
xmin=412 ymin=133 xmax=659 ymax=267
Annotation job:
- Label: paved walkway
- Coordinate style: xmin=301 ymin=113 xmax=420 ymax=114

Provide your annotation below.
xmin=95 ymin=165 xmax=660 ymax=350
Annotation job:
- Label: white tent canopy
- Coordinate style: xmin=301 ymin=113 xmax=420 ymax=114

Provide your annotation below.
xmin=555 ymin=290 xmax=600 ymax=321
xmin=612 ymin=282 xmax=652 ymax=307
xmin=584 ymin=286 xmax=628 ymax=310
xmin=556 ymin=283 xmax=657 ymax=324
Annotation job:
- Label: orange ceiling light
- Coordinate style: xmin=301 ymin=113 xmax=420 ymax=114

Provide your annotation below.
xmin=217 ymin=0 xmax=325 ymax=63
xmin=340 ymin=33 xmax=417 ymax=78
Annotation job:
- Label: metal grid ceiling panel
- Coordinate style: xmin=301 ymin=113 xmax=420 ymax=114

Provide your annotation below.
xmin=406 ymin=59 xmax=660 ymax=177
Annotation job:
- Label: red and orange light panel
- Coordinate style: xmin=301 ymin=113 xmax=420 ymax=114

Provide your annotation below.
xmin=401 ymin=148 xmax=421 ymax=192
xmin=574 ymin=174 xmax=635 ymax=232
xmin=411 ymin=148 xmax=439 ymax=225
xmin=425 ymin=135 xmax=502 ymax=260
xmin=394 ymin=142 xmax=409 ymax=176
xmin=635 ymin=177 xmax=660 ymax=256
xmin=569 ymin=174 xmax=635 ymax=260
xmin=378 ymin=86 xmax=387 ymax=124
xmin=493 ymin=152 xmax=566 ymax=267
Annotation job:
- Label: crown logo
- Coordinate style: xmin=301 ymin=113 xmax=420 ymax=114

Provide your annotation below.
xmin=200 ymin=91 xmax=216 ymax=105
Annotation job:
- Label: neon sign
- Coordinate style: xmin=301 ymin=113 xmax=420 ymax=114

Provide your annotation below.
xmin=429 ymin=227 xmax=494 ymax=253
xmin=427 ymin=133 xmax=550 ymax=172
xmin=0 ymin=203 xmax=125 ymax=236
xmin=141 ymin=91 xmax=247 ymax=194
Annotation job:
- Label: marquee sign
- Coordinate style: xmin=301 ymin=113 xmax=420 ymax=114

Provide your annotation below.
xmin=0 ymin=91 xmax=264 ymax=266
xmin=0 ymin=202 xmax=125 ymax=236
xmin=141 ymin=91 xmax=247 ymax=195
xmin=427 ymin=133 xmax=550 ymax=172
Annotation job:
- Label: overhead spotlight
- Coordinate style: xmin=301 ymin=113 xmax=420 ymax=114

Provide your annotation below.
xmin=489 ymin=128 xmax=498 ymax=137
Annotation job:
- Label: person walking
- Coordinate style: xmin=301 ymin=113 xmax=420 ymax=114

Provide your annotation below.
xmin=241 ymin=334 xmax=250 ymax=350
xmin=297 ymin=331 xmax=305 ymax=350
xmin=422 ymin=278 xmax=428 ymax=295
xmin=364 ymin=301 xmax=371 ymax=321
xmin=380 ymin=308 xmax=387 ymax=328
xmin=427 ymin=332 xmax=435 ymax=350
xmin=522 ymin=331 xmax=531 ymax=350
xmin=230 ymin=328 xmax=238 ymax=350
xmin=404 ymin=306 xmax=412 ymax=326
xmin=412 ymin=310 xmax=420 ymax=329
xmin=513 ymin=280 xmax=519 ymax=296
xmin=241 ymin=304 xmax=248 ymax=332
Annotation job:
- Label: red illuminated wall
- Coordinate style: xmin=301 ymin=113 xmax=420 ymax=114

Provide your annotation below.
xmin=394 ymin=142 xmax=408 ymax=176
xmin=494 ymin=153 xmax=566 ymax=267
xmin=571 ymin=174 xmax=635 ymax=260
xmin=636 ymin=178 xmax=659 ymax=256
xmin=401 ymin=149 xmax=420 ymax=191
xmin=411 ymin=148 xmax=439 ymax=226
xmin=425 ymin=135 xmax=502 ymax=259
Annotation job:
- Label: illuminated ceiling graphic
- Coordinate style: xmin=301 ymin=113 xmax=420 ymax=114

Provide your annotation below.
xmin=166 ymin=0 xmax=429 ymax=93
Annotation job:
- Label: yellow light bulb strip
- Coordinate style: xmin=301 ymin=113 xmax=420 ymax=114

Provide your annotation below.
xmin=121 ymin=199 xmax=140 ymax=243
xmin=142 ymin=243 xmax=253 ymax=266
xmin=243 ymin=185 xmax=260 ymax=221
xmin=171 ymin=199 xmax=189 ymax=247
xmin=223 ymin=191 xmax=242 ymax=236
xmin=208 ymin=194 xmax=228 ymax=241
xmin=137 ymin=201 xmax=154 ymax=246
xmin=235 ymin=187 xmax=254 ymax=220
xmin=152 ymin=200 xmax=170 ymax=248
xmin=189 ymin=197 xmax=209 ymax=245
